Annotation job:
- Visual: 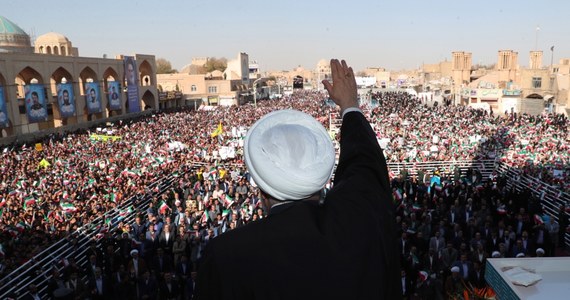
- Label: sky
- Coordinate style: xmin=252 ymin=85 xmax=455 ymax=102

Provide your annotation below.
xmin=3 ymin=0 xmax=569 ymax=72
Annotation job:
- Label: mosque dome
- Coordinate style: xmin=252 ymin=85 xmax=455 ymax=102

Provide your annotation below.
xmin=35 ymin=32 xmax=76 ymax=56
xmin=0 ymin=16 xmax=33 ymax=53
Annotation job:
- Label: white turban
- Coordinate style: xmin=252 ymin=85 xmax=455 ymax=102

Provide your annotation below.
xmin=536 ymin=248 xmax=545 ymax=255
xmin=451 ymin=266 xmax=460 ymax=273
xmin=244 ymin=110 xmax=335 ymax=201
xmin=492 ymin=251 xmax=501 ymax=258
xmin=130 ymin=249 xmax=139 ymax=256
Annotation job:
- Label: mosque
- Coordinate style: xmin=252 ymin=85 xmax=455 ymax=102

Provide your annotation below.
xmin=0 ymin=16 xmax=158 ymax=142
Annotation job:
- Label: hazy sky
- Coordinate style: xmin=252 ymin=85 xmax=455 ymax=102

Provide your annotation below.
xmin=3 ymin=0 xmax=569 ymax=72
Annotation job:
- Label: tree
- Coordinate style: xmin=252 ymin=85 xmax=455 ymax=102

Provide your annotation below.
xmin=204 ymin=57 xmax=227 ymax=73
xmin=156 ymin=58 xmax=177 ymax=74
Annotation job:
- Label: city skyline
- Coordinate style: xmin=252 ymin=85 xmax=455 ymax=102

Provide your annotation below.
xmin=3 ymin=0 xmax=569 ymax=72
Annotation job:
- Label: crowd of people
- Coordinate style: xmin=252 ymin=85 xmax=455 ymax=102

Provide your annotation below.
xmin=370 ymin=91 xmax=569 ymax=193
xmin=0 ymin=89 xmax=568 ymax=299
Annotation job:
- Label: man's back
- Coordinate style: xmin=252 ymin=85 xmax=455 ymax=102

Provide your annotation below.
xmin=196 ymin=112 xmax=400 ymax=299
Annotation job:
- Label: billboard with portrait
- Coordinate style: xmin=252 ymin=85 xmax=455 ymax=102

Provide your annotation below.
xmin=107 ymin=81 xmax=122 ymax=111
xmin=25 ymin=84 xmax=48 ymax=123
xmin=123 ymin=56 xmax=141 ymax=113
xmin=57 ymin=83 xmax=76 ymax=118
xmin=0 ymin=86 xmax=9 ymax=127
xmin=85 ymin=82 xmax=102 ymax=114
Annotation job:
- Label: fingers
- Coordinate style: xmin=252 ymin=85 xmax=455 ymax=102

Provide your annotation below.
xmin=322 ymin=80 xmax=333 ymax=94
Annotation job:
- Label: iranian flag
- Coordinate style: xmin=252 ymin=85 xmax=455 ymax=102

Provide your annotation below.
xmin=119 ymin=206 xmax=134 ymax=218
xmin=23 ymin=197 xmax=36 ymax=209
xmin=223 ymin=194 xmax=234 ymax=208
xmin=0 ymin=197 xmax=6 ymax=208
xmin=533 ymin=214 xmax=544 ymax=225
xmin=222 ymin=209 xmax=231 ymax=217
xmin=159 ymin=201 xmax=170 ymax=214
xmin=200 ymin=210 xmax=209 ymax=223
xmin=16 ymin=222 xmax=27 ymax=232
xmin=497 ymin=206 xmax=507 ymax=215
xmin=393 ymin=189 xmax=403 ymax=202
xmin=412 ymin=203 xmax=422 ymax=212
xmin=60 ymin=202 xmax=77 ymax=213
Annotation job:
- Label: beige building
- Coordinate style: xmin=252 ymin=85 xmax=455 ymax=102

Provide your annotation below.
xmin=0 ymin=16 xmax=158 ymax=141
xmin=157 ymin=53 xmax=251 ymax=108
xmin=459 ymin=49 xmax=568 ymax=115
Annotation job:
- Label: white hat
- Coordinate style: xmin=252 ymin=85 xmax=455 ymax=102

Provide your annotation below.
xmin=516 ymin=252 xmax=525 ymax=258
xmin=130 ymin=249 xmax=139 ymax=256
xmin=492 ymin=251 xmax=501 ymax=258
xmin=536 ymin=248 xmax=545 ymax=255
xmin=244 ymin=110 xmax=335 ymax=201
xmin=451 ymin=266 xmax=460 ymax=273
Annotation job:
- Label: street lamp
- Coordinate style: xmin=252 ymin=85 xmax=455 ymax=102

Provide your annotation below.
xmin=252 ymin=78 xmax=265 ymax=107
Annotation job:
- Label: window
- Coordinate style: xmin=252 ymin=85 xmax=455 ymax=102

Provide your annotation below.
xmin=531 ymin=77 xmax=542 ymax=89
xmin=191 ymin=85 xmax=196 ymax=92
xmin=208 ymin=86 xmax=217 ymax=93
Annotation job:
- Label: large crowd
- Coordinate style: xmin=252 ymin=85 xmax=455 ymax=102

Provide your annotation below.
xmin=0 ymin=89 xmax=568 ymax=299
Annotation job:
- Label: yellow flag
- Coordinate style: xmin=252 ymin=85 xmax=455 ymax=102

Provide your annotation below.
xmin=35 ymin=143 xmax=43 ymax=151
xmin=38 ymin=158 xmax=51 ymax=169
xmin=211 ymin=122 xmax=223 ymax=137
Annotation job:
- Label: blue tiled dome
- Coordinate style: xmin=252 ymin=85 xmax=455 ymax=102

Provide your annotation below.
xmin=0 ymin=15 xmax=28 ymax=35
xmin=0 ymin=16 xmax=32 ymax=53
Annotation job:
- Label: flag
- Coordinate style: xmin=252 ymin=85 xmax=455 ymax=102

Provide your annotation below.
xmin=200 ymin=210 xmax=209 ymax=223
xmin=533 ymin=214 xmax=544 ymax=225
xmin=551 ymin=45 xmax=555 ymax=51
xmin=0 ymin=197 xmax=6 ymax=208
xmin=418 ymin=271 xmax=428 ymax=282
xmin=23 ymin=197 xmax=36 ymax=209
xmin=497 ymin=206 xmax=507 ymax=215
xmin=222 ymin=209 xmax=230 ymax=217
xmin=119 ymin=206 xmax=134 ymax=218
xmin=392 ymin=188 xmax=403 ymax=205
xmin=38 ymin=158 xmax=51 ymax=169
xmin=60 ymin=202 xmax=77 ymax=213
xmin=223 ymin=194 xmax=234 ymax=208
xmin=211 ymin=122 xmax=223 ymax=137
xmin=412 ymin=203 xmax=422 ymax=212
xmin=159 ymin=201 xmax=170 ymax=214
xmin=16 ymin=222 xmax=27 ymax=232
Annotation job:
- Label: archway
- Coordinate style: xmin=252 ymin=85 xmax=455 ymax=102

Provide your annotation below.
xmin=139 ymin=60 xmax=154 ymax=86
xmin=79 ymin=67 xmax=102 ymax=121
xmin=142 ymin=90 xmax=155 ymax=111
xmin=103 ymin=67 xmax=123 ymax=117
xmin=51 ymin=67 xmax=75 ymax=126
xmin=15 ymin=66 xmax=53 ymax=133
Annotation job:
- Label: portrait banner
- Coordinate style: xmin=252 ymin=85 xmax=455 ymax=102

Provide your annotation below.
xmin=85 ymin=82 xmax=102 ymax=114
xmin=25 ymin=84 xmax=48 ymax=123
xmin=0 ymin=86 xmax=9 ymax=127
xmin=107 ymin=81 xmax=122 ymax=111
xmin=57 ymin=83 xmax=76 ymax=118
xmin=124 ymin=56 xmax=141 ymax=113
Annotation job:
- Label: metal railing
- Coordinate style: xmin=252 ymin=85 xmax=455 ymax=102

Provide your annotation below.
xmin=495 ymin=162 xmax=570 ymax=248
xmin=0 ymin=171 xmax=181 ymax=299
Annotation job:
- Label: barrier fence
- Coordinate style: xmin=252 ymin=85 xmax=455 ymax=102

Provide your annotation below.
xmin=0 ymin=170 xmax=182 ymax=299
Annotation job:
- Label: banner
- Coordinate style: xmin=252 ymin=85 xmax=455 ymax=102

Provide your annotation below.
xmin=85 ymin=82 xmax=102 ymax=113
xmin=107 ymin=81 xmax=122 ymax=111
xmin=90 ymin=134 xmax=122 ymax=142
xmin=57 ymin=83 xmax=76 ymax=118
xmin=124 ymin=56 xmax=141 ymax=113
xmin=0 ymin=86 xmax=9 ymax=127
xmin=25 ymin=84 xmax=48 ymax=123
